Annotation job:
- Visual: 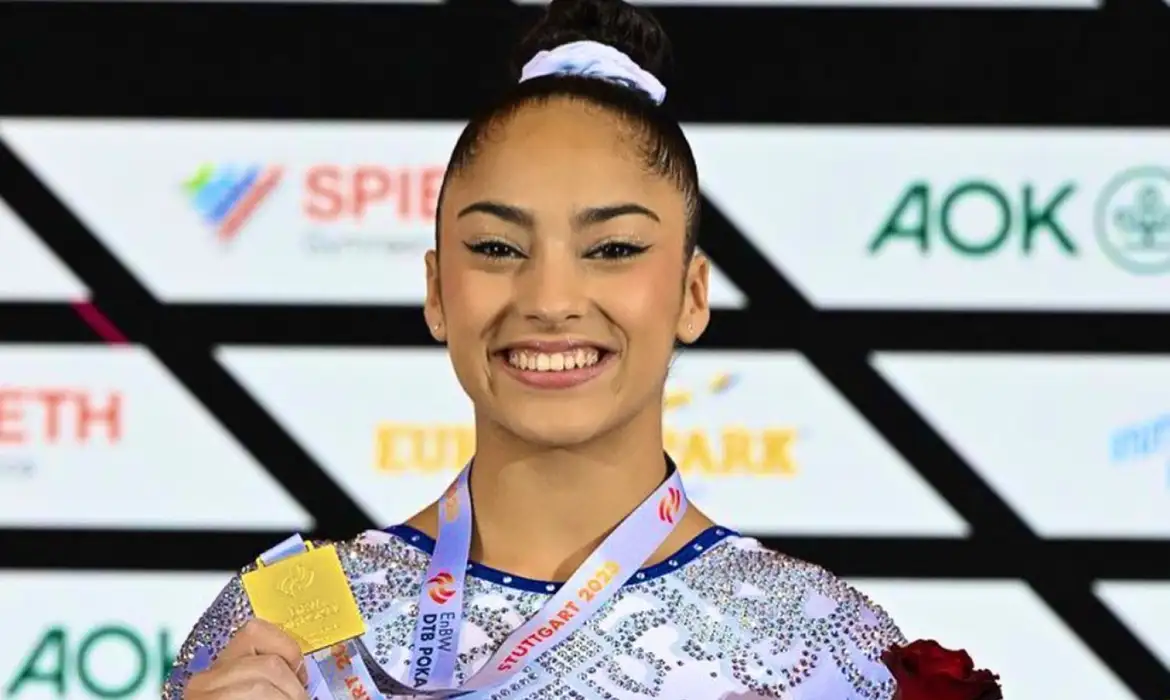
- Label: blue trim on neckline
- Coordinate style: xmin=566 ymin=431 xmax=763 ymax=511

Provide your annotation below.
xmin=383 ymin=524 xmax=737 ymax=594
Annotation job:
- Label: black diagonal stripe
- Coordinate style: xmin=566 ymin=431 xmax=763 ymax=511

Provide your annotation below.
xmin=0 ymin=139 xmax=375 ymax=541
xmin=696 ymin=192 xmax=1170 ymax=699
xmin=0 ymin=303 xmax=100 ymax=342
xmin=7 ymin=529 xmax=1170 ymax=581
xmin=806 ymin=311 xmax=1170 ymax=353
xmin=22 ymin=304 xmax=1150 ymax=353
xmin=171 ymin=305 xmax=436 ymax=347
xmin=9 ymin=302 xmax=1170 ymax=352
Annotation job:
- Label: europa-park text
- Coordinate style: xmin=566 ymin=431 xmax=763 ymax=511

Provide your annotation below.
xmin=374 ymin=423 xmax=798 ymax=476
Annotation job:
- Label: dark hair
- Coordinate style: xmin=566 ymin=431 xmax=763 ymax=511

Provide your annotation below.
xmin=442 ymin=0 xmax=701 ymax=255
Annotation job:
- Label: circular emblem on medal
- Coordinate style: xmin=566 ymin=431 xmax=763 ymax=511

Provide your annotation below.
xmin=1095 ymin=166 xmax=1170 ymax=275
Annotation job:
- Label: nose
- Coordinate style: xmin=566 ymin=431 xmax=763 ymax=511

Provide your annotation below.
xmin=515 ymin=247 xmax=587 ymax=327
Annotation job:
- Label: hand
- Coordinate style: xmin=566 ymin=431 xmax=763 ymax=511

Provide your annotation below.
xmin=184 ymin=620 xmax=310 ymax=700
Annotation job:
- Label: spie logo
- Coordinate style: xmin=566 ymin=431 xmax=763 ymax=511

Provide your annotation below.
xmin=426 ymin=572 xmax=456 ymax=604
xmin=657 ymin=487 xmax=683 ymax=524
xmin=182 ymin=164 xmax=283 ymax=243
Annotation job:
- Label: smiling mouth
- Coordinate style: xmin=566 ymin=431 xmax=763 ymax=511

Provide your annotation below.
xmin=504 ymin=348 xmax=603 ymax=372
xmin=494 ymin=346 xmax=615 ymax=389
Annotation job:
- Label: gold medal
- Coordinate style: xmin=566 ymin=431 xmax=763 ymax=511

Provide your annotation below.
xmin=241 ymin=543 xmax=366 ymax=654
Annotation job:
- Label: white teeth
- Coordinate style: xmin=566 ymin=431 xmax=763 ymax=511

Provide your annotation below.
xmin=507 ymin=348 xmax=602 ymax=372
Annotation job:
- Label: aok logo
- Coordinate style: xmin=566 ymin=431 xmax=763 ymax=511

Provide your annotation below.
xmin=5 ymin=625 xmax=177 ymax=699
xmin=868 ymin=180 xmax=1079 ymax=258
xmin=1095 ymin=167 xmax=1170 ymax=275
xmin=426 ymin=572 xmax=456 ymax=605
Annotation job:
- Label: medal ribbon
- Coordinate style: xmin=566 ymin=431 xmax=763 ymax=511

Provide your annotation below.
xmin=406 ymin=462 xmax=688 ymax=694
xmin=278 ymin=462 xmax=686 ymax=699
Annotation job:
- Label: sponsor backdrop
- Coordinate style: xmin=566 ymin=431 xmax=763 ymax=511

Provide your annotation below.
xmin=2 ymin=2 xmax=1169 ymax=699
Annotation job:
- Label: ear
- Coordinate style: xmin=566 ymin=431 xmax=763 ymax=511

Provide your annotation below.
xmin=423 ymin=249 xmax=446 ymax=342
xmin=676 ymin=253 xmax=711 ymax=344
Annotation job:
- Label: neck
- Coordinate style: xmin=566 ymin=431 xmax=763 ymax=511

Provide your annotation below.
xmin=406 ymin=401 xmax=712 ymax=581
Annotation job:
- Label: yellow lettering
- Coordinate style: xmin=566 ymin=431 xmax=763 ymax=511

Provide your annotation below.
xmin=668 ymin=430 xmax=715 ymax=473
xmin=664 ymin=427 xmax=797 ymax=475
xmin=375 ymin=422 xmax=795 ymax=476
xmin=761 ymin=428 xmax=797 ymax=475
xmin=374 ymin=424 xmax=475 ymax=473
xmin=410 ymin=427 xmax=445 ymax=472
xmin=720 ymin=428 xmax=754 ymax=473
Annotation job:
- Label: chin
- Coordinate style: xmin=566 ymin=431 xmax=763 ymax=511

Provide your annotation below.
xmin=497 ymin=408 xmax=617 ymax=449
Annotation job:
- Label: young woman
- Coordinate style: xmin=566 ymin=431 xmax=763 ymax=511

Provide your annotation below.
xmin=168 ymin=1 xmax=905 ymax=698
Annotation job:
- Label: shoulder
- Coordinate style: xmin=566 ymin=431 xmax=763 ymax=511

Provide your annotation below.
xmin=163 ymin=530 xmax=422 ymax=700
xmin=676 ymin=535 xmax=905 ymax=699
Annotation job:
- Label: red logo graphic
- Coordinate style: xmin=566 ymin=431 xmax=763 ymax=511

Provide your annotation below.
xmin=657 ymin=487 xmax=682 ymax=524
xmin=426 ymin=571 xmax=456 ymax=604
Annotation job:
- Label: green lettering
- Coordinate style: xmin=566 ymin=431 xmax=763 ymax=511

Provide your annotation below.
xmin=78 ymin=626 xmax=147 ymax=699
xmin=868 ymin=182 xmax=929 ymax=253
xmin=1023 ymin=184 xmax=1078 ymax=253
xmin=871 ymin=180 xmax=1081 ymax=257
xmin=940 ymin=180 xmax=1011 ymax=255
xmin=159 ymin=630 xmax=178 ymax=686
xmin=6 ymin=627 xmax=68 ymax=698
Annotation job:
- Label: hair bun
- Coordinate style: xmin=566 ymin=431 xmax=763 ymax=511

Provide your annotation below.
xmin=513 ymin=0 xmax=673 ymax=83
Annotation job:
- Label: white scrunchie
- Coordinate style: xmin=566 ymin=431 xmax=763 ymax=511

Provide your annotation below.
xmin=518 ymin=40 xmax=667 ymax=105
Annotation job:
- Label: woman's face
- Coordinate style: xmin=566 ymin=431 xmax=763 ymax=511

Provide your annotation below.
xmin=425 ymin=98 xmax=710 ymax=448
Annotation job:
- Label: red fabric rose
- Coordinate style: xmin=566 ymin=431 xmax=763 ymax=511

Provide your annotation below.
xmin=881 ymin=639 xmax=1002 ymax=700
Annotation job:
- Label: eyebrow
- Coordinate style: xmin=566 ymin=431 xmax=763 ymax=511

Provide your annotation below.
xmin=456 ymin=201 xmax=660 ymax=229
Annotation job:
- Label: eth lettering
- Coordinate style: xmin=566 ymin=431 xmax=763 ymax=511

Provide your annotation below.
xmin=0 ymin=388 xmax=122 ymax=446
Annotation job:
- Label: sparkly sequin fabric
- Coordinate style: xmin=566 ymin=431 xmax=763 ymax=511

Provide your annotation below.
xmin=164 ymin=527 xmax=904 ymax=700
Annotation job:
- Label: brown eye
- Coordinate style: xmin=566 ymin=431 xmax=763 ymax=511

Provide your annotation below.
xmin=465 ymin=241 xmax=525 ymax=259
xmin=585 ymin=242 xmax=650 ymax=260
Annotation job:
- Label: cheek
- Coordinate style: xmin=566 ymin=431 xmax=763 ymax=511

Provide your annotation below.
xmin=599 ymin=257 xmax=683 ymax=341
xmin=441 ymin=258 xmax=496 ymax=321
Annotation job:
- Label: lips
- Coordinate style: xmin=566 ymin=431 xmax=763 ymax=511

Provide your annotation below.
xmin=493 ymin=340 xmax=616 ymax=389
